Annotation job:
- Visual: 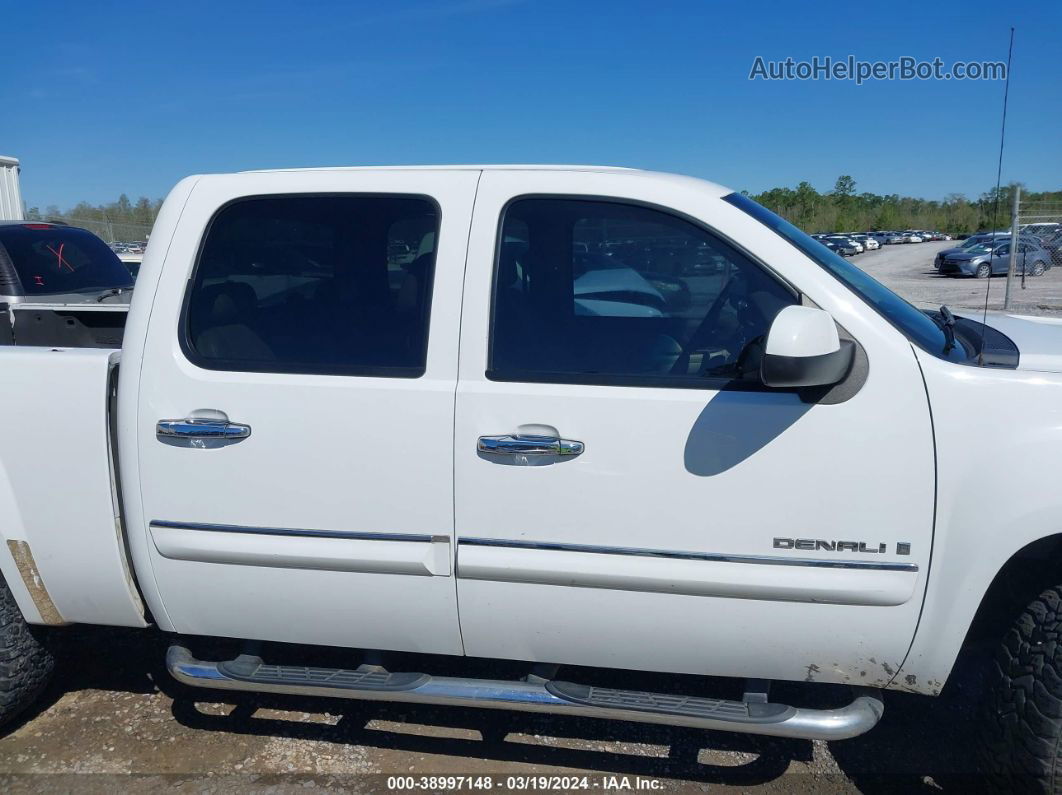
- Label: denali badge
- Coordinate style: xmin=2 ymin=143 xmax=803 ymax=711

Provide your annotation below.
xmin=773 ymin=537 xmax=896 ymax=554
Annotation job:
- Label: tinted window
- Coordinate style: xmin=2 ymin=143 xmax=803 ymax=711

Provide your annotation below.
xmin=183 ymin=195 xmax=438 ymax=376
xmin=723 ymin=192 xmax=968 ymax=363
xmin=0 ymin=225 xmax=133 ymax=296
xmin=490 ymin=198 xmax=797 ymax=387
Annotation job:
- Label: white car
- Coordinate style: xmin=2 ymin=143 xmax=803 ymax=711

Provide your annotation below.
xmin=850 ymin=234 xmax=879 ymax=251
xmin=827 ymin=235 xmax=863 ymax=253
xmin=902 ymin=231 xmax=924 ymax=243
xmin=2 ymin=165 xmax=1062 ymax=786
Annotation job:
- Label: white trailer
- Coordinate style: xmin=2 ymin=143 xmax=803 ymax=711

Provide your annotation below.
xmin=0 ymin=156 xmax=24 ymax=221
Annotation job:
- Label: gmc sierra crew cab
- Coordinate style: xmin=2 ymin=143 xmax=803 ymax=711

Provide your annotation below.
xmin=2 ymin=166 xmax=1061 ymax=785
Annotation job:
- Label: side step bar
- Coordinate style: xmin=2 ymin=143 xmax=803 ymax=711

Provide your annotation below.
xmin=166 ymin=645 xmax=883 ymax=741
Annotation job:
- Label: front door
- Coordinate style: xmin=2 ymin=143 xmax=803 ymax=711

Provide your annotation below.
xmin=453 ymin=170 xmax=934 ymax=686
xmin=130 ymin=170 xmax=478 ymax=654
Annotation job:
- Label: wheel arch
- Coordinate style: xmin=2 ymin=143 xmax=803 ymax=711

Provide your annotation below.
xmin=964 ymin=535 xmax=1062 ymax=650
xmin=894 ymin=533 xmax=1062 ymax=695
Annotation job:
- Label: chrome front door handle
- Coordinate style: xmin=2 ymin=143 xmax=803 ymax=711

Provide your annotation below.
xmin=157 ymin=418 xmax=251 ymax=440
xmin=478 ymin=434 xmax=584 ymax=457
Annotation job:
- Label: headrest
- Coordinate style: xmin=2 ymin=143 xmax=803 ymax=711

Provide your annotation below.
xmin=197 ymin=282 xmax=258 ymax=325
xmin=498 ymin=242 xmax=527 ymax=288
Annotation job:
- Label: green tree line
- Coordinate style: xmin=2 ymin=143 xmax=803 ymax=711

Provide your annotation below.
xmin=22 ymin=179 xmax=1062 ymax=242
xmin=24 ymin=194 xmax=162 ymax=243
xmin=746 ymin=177 xmax=1061 ymax=235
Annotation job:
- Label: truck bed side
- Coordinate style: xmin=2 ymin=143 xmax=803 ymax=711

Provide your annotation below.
xmin=0 ymin=346 xmax=146 ymax=627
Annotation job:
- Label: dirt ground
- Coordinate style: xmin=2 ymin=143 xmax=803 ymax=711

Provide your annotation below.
xmin=0 ymin=239 xmax=1029 ymax=793
xmin=0 ymin=626 xmax=992 ymax=793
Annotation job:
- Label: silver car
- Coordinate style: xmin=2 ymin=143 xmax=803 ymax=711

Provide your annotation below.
xmin=938 ymin=240 xmax=1052 ymax=278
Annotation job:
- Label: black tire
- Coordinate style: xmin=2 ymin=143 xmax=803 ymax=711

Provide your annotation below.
xmin=976 ymin=263 xmax=992 ymax=279
xmin=1033 ymin=261 xmax=1046 ymax=277
xmin=980 ymin=585 xmax=1062 ymax=791
xmin=0 ymin=574 xmax=55 ymax=729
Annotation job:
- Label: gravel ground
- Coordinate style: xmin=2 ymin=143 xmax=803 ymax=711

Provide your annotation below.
xmin=0 ymin=240 xmax=1029 ymax=793
xmin=850 ymin=239 xmax=1062 ymax=317
xmin=0 ymin=626 xmax=992 ymax=793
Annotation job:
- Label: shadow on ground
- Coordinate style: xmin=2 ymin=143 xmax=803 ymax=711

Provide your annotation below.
xmin=5 ymin=625 xmax=992 ymax=791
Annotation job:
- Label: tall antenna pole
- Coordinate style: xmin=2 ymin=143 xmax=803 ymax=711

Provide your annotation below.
xmin=978 ymin=27 xmax=1015 ymax=364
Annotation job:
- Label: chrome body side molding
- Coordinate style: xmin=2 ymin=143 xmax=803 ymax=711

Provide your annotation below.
xmin=151 ymin=520 xmax=439 ymax=544
xmin=458 ymin=537 xmax=919 ymax=572
xmin=149 ymin=521 xmax=451 ymax=576
xmin=456 ymin=537 xmax=919 ymax=606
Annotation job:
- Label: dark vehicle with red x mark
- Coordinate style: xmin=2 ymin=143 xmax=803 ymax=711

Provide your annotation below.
xmin=0 ymin=222 xmax=133 ymax=303
xmin=0 ymin=222 xmax=134 ymax=347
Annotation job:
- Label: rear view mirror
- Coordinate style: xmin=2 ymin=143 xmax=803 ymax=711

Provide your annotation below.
xmin=760 ymin=306 xmax=855 ymax=388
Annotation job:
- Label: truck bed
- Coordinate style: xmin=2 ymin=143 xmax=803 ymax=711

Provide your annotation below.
xmin=0 ymin=346 xmax=145 ymax=627
xmin=0 ymin=302 xmax=128 ymax=348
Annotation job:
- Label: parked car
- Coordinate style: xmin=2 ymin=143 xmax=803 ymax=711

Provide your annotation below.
xmin=935 ymin=232 xmax=1045 ymax=269
xmin=934 ymin=236 xmax=1000 ymax=269
xmin=0 ymin=221 xmax=133 ymax=304
xmin=883 ymin=232 xmax=906 ymax=244
xmin=118 ymin=252 xmax=144 ymax=280
xmin=937 ymin=239 xmax=1052 ymax=278
xmin=1023 ymin=223 xmax=1061 ymax=241
xmin=849 ymin=233 xmax=879 ymax=251
xmin=7 ymin=166 xmax=1062 ymax=787
xmin=1038 ymin=231 xmax=1062 ymax=268
xmin=387 ymin=241 xmax=415 ymax=265
xmin=826 ymin=235 xmax=863 ymax=254
xmin=901 ymin=231 xmax=924 ymax=243
xmin=820 ymin=237 xmax=856 ymax=256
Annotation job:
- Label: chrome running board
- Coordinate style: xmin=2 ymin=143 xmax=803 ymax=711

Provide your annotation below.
xmin=166 ymin=644 xmax=883 ymax=741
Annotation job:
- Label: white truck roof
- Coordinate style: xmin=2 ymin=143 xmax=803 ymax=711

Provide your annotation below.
xmin=230 ymin=164 xmax=733 ymax=200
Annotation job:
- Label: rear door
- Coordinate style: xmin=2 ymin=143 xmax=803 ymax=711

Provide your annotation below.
xmin=128 ymin=170 xmax=478 ymax=654
xmin=453 ymin=170 xmax=934 ymax=686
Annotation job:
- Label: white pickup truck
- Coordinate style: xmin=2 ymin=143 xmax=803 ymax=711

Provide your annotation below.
xmin=2 ymin=166 xmax=1061 ymax=784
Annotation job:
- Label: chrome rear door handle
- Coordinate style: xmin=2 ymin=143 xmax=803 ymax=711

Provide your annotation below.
xmin=478 ymin=434 xmax=584 ymax=457
xmin=157 ymin=418 xmax=251 ymax=440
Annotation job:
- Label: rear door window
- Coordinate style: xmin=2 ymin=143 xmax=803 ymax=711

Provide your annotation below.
xmin=182 ymin=194 xmax=439 ymax=377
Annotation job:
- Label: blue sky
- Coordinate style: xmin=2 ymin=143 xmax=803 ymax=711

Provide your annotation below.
xmin=4 ymin=0 xmax=1059 ymax=209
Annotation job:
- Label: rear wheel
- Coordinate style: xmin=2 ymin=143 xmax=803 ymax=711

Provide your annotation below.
xmin=980 ymin=585 xmax=1062 ymax=790
xmin=0 ymin=575 xmax=55 ymax=729
xmin=976 ymin=263 xmax=992 ymax=279
xmin=1032 ymin=261 xmax=1046 ymax=277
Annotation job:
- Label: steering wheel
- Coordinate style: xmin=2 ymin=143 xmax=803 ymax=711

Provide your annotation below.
xmin=670 ymin=276 xmax=744 ymax=375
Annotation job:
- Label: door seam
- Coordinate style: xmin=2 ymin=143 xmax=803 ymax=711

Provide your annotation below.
xmin=450 ymin=169 xmax=484 ymax=656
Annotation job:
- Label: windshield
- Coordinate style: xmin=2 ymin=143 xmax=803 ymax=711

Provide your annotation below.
xmin=0 ymin=225 xmax=134 ymax=296
xmin=723 ymin=192 xmax=968 ymax=363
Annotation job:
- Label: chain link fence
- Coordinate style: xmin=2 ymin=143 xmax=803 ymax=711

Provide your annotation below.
xmin=61 ymin=217 xmax=154 ymax=246
xmin=1001 ymin=192 xmax=1062 ymax=312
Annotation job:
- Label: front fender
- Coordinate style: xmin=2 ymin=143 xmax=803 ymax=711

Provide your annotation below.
xmin=894 ymin=351 xmax=1062 ymax=693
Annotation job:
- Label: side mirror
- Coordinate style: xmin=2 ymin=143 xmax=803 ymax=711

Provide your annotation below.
xmin=760 ymin=306 xmax=855 ymax=388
